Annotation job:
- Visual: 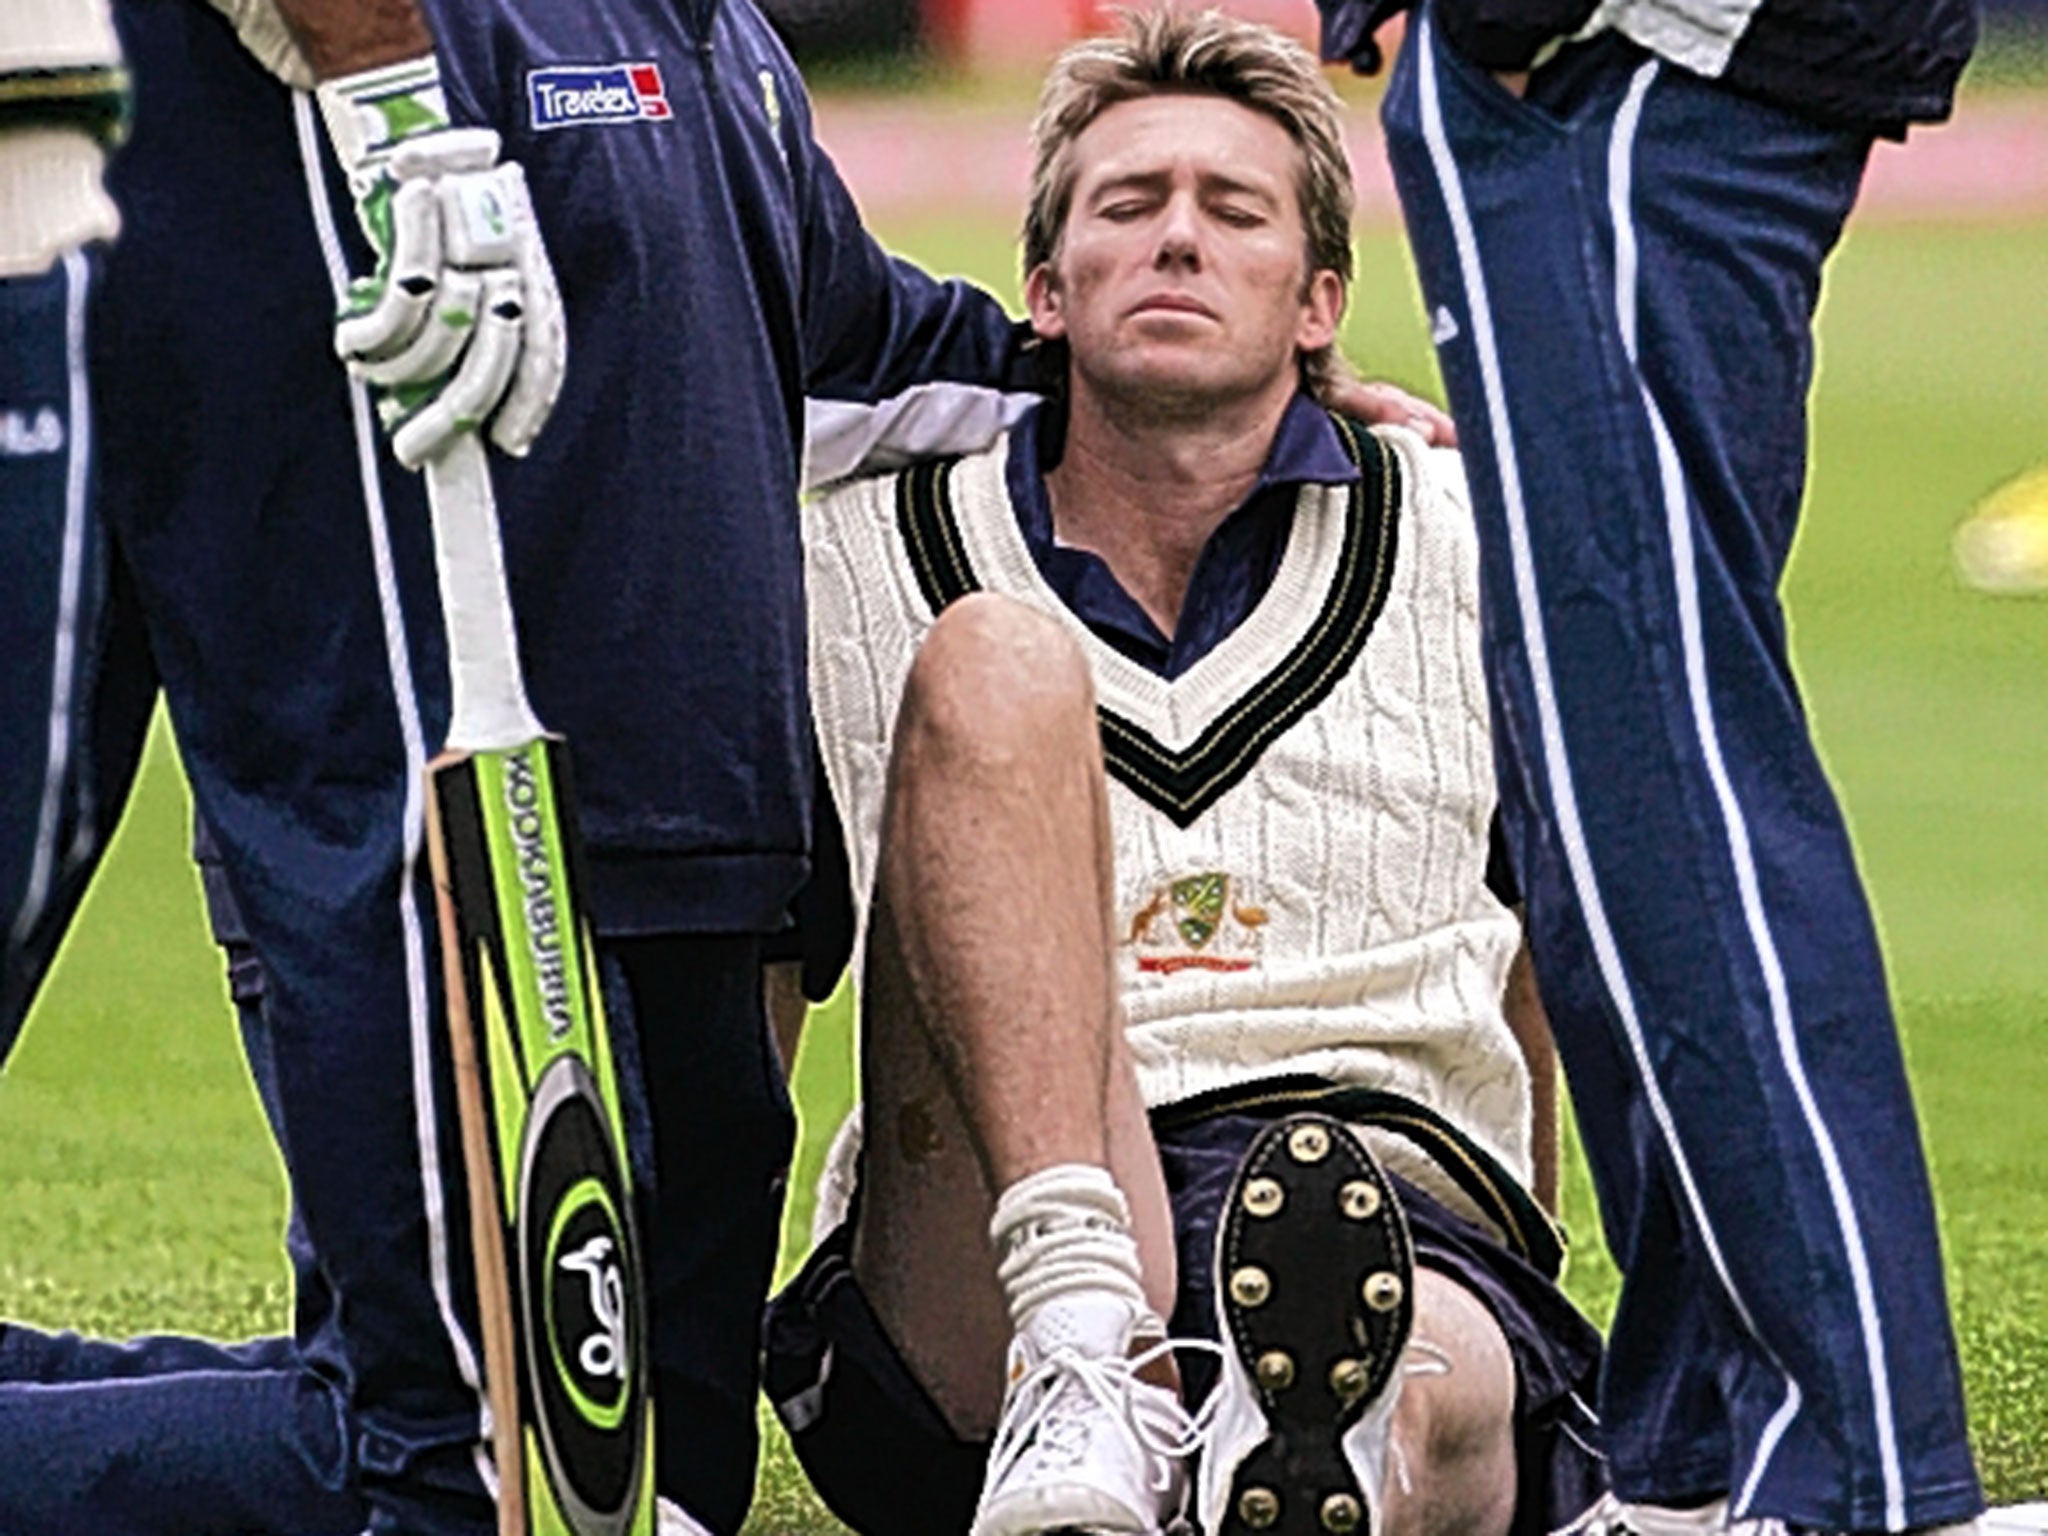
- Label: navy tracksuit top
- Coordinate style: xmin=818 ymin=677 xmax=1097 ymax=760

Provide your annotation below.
xmin=1318 ymin=0 xmax=1975 ymax=132
xmin=144 ymin=0 xmax=1025 ymax=938
xmin=420 ymin=0 xmax=1025 ymax=931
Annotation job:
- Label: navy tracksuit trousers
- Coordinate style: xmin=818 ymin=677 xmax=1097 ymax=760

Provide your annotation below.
xmin=1381 ymin=12 xmax=1982 ymax=1529
xmin=2 ymin=250 xmax=152 ymax=1042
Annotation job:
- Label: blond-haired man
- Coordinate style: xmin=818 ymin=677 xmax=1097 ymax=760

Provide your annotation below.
xmin=764 ymin=12 xmax=1604 ymax=1536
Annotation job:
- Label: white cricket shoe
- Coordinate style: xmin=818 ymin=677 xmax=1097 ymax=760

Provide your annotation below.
xmin=1200 ymin=1113 xmax=1415 ymax=1536
xmin=971 ymin=1307 xmax=1199 ymax=1536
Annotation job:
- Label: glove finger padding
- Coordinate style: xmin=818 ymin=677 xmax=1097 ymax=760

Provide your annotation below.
xmin=355 ymin=268 xmax=483 ymax=388
xmin=392 ymin=268 xmax=525 ymax=469
xmin=488 ymin=166 xmax=567 ymax=457
xmin=334 ymin=177 xmax=442 ymax=364
xmin=320 ymin=53 xmax=568 ymax=463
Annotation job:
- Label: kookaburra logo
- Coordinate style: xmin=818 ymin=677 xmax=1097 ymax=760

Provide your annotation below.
xmin=559 ymin=1233 xmax=627 ymax=1382
xmin=519 ymin=1062 xmax=645 ymax=1526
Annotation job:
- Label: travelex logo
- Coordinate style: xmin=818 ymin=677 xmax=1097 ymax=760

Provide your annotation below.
xmin=528 ymin=63 xmax=671 ymax=131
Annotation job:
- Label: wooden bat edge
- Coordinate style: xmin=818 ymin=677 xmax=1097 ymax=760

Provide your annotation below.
xmin=425 ymin=766 xmax=529 ymax=1536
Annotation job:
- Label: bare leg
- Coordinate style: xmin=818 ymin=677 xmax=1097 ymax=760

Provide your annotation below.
xmin=1381 ymin=1271 xmax=1519 ymax=1536
xmin=847 ymin=593 xmax=1176 ymax=1435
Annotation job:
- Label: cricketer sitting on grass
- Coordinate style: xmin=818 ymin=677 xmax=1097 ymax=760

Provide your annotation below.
xmin=762 ymin=14 xmax=1605 ymax=1536
xmin=0 ymin=3 xmax=1461 ymax=1533
xmin=1315 ymin=2 xmax=1989 ymax=1533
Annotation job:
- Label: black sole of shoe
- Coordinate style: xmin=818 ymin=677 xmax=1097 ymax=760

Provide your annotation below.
xmin=1212 ymin=1112 xmax=1415 ymax=1536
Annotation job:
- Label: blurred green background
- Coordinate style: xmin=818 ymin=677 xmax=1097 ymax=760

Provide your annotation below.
xmin=3 ymin=43 xmax=2044 ymax=1536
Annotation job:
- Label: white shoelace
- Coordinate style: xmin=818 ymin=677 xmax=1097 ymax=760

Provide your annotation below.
xmin=983 ymin=1337 xmax=1228 ymax=1503
xmin=1379 ymin=1337 xmax=1454 ymax=1499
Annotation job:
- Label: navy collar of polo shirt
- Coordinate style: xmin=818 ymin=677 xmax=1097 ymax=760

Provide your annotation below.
xmin=1005 ymin=391 xmax=1361 ymax=680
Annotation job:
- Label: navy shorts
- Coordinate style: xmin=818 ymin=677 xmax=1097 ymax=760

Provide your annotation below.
xmin=764 ymin=1105 xmax=1606 ymax=1536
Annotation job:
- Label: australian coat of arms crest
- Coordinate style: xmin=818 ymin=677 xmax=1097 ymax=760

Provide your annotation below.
xmin=1125 ymin=872 xmax=1268 ymax=973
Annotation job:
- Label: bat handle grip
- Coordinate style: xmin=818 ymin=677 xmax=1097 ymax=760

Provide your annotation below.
xmin=423 ymin=434 xmax=546 ymax=752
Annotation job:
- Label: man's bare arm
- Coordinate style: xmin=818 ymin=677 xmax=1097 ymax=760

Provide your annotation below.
xmin=262 ymin=0 xmax=432 ymax=79
xmin=1502 ymin=931 xmax=1559 ymax=1213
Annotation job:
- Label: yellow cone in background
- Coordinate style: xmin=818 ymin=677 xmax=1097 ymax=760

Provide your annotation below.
xmin=1954 ymin=464 xmax=2048 ymax=595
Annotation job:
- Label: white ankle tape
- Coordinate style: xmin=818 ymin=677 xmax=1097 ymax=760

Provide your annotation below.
xmin=989 ymin=1163 xmax=1148 ymax=1332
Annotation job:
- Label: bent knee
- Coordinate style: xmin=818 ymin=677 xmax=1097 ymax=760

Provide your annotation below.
xmin=1391 ymin=1271 xmax=1518 ymax=1536
xmin=898 ymin=593 xmax=1093 ymax=747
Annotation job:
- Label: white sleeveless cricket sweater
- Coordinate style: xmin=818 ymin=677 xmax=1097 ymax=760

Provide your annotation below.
xmin=804 ymin=416 xmax=1535 ymax=1203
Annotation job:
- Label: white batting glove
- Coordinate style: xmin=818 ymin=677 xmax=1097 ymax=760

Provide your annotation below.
xmin=316 ymin=57 xmax=566 ymax=468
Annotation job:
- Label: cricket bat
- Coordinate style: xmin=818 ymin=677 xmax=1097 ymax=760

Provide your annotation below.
xmin=420 ymin=432 xmax=656 ymax=1536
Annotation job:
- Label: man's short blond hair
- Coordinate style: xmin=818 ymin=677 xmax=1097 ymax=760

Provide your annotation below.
xmin=1025 ymin=7 xmax=1355 ymax=397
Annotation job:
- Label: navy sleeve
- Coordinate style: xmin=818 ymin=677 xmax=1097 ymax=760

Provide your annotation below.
xmin=1315 ymin=0 xmax=1600 ymax=74
xmin=1315 ymin=0 xmax=1413 ymax=74
xmin=787 ymin=92 xmax=1030 ymax=406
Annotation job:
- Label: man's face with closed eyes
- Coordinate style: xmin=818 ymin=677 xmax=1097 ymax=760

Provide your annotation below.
xmin=1026 ymin=93 xmax=1344 ymax=424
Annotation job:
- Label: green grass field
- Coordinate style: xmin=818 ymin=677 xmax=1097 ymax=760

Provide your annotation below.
xmin=5 ymin=211 xmax=2044 ymax=1529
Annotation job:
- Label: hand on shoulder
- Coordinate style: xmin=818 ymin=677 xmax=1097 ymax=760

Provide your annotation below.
xmin=1321 ymin=376 xmax=1459 ymax=449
